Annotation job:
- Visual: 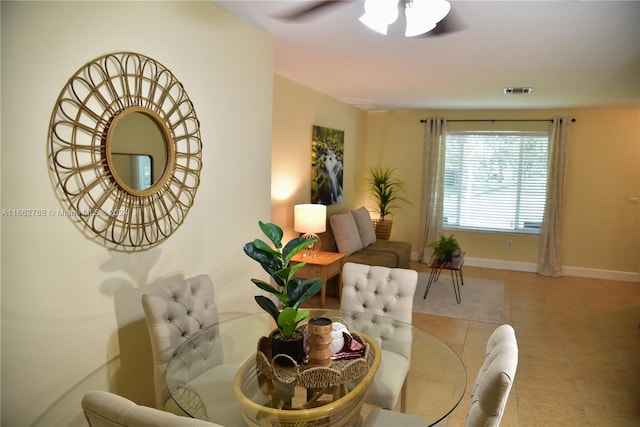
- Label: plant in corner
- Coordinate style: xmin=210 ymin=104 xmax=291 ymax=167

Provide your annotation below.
xmin=365 ymin=166 xmax=411 ymax=240
xmin=427 ymin=234 xmax=461 ymax=262
xmin=243 ymin=221 xmax=322 ymax=364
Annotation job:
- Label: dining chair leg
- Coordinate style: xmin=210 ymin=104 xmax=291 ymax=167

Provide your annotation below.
xmin=401 ymin=378 xmax=407 ymax=413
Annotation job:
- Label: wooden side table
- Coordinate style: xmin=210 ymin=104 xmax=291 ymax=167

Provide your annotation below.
xmin=291 ymin=251 xmax=346 ymax=308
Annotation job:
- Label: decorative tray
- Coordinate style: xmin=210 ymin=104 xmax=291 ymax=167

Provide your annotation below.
xmin=255 ymin=331 xmax=374 ymax=389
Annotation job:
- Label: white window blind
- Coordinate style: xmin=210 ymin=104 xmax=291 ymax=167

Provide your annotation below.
xmin=443 ymin=131 xmax=549 ymax=233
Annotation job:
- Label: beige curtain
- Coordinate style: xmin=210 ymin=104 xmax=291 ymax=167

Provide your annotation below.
xmin=537 ymin=118 xmax=572 ymax=276
xmin=418 ymin=118 xmax=447 ymax=263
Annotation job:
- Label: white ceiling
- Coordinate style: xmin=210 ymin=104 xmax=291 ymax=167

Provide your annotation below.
xmin=214 ymin=0 xmax=640 ymax=111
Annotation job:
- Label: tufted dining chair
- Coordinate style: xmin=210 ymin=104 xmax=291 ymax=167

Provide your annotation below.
xmin=141 ymin=274 xmax=219 ymax=411
xmin=363 ymin=324 xmax=519 ymax=427
xmin=465 ymin=324 xmax=519 ymax=426
xmin=82 ymin=390 xmax=223 ymax=427
xmin=340 ymin=262 xmax=418 ymax=412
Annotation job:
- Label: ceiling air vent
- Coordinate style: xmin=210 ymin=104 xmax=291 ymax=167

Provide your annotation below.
xmin=504 ymin=87 xmax=533 ymax=94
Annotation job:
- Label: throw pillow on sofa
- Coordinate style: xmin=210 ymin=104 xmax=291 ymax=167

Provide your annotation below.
xmin=351 ymin=207 xmax=376 ymax=247
xmin=330 ymin=212 xmax=363 ymax=255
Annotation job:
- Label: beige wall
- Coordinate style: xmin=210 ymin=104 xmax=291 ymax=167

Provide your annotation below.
xmin=1 ymin=2 xmax=273 ymax=425
xmin=272 ymin=80 xmax=639 ymax=281
xmin=271 ymin=75 xmax=367 ymax=242
xmin=272 ymin=76 xmax=640 ymax=281
xmin=363 ymin=109 xmax=640 ymax=279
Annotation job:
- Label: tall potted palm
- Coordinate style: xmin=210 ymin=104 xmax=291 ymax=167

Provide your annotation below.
xmin=365 ymin=167 xmax=411 ymax=240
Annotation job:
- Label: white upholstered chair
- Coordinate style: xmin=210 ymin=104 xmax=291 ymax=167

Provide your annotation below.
xmin=141 ymin=274 xmax=220 ymax=411
xmin=340 ymin=262 xmax=418 ymax=412
xmin=465 ymin=324 xmax=518 ymax=426
xmin=364 ymin=324 xmax=519 ymax=427
xmin=82 ymin=390 xmax=222 ymax=427
xmin=141 ymin=274 xmax=256 ymax=427
xmin=142 ymin=275 xmax=266 ymax=425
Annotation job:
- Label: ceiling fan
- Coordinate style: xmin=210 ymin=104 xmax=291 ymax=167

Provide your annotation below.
xmin=276 ymin=0 xmax=462 ymax=37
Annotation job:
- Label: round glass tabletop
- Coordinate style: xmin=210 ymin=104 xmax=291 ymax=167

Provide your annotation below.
xmin=166 ymin=309 xmax=466 ymax=426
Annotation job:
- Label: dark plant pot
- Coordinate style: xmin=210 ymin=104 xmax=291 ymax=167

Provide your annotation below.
xmin=436 ymin=252 xmax=454 ymax=262
xmin=269 ymin=330 xmax=305 ymax=366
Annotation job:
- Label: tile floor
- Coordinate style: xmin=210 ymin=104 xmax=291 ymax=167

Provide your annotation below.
xmin=308 ymin=262 xmax=640 ymax=426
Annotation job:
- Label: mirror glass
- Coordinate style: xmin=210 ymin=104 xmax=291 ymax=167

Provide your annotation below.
xmin=109 ymin=111 xmax=167 ymax=191
xmin=111 ymin=153 xmax=153 ymax=191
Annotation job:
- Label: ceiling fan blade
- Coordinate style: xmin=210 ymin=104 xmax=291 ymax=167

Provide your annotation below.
xmin=274 ymin=1 xmax=345 ymax=22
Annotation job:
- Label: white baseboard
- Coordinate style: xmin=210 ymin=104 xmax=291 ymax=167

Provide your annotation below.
xmin=464 ymin=257 xmax=538 ymax=273
xmin=561 ymin=266 xmax=639 ymax=283
xmin=410 ymin=252 xmax=639 ymax=283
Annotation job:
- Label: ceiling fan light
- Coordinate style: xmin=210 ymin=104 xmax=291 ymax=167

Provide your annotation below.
xmin=405 ymin=13 xmax=436 ymax=37
xmin=404 ymin=0 xmax=451 ymax=37
xmin=359 ymin=0 xmax=399 ymax=35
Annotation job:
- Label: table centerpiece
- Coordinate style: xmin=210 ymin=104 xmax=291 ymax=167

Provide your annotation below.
xmin=243 ymin=221 xmax=322 ymax=365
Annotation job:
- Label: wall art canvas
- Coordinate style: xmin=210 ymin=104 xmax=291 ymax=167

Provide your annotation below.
xmin=311 ymin=125 xmax=344 ymax=205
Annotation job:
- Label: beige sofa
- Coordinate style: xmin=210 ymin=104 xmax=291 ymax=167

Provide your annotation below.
xmin=317 ymin=207 xmax=412 ymax=269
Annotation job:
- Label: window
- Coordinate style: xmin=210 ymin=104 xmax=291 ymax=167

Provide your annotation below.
xmin=443 ymin=131 xmax=549 ymax=234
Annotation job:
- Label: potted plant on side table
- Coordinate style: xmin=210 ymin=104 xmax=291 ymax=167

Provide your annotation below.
xmin=365 ymin=166 xmax=411 ymax=240
xmin=243 ymin=221 xmax=322 ymax=365
xmin=427 ymin=233 xmax=461 ymax=262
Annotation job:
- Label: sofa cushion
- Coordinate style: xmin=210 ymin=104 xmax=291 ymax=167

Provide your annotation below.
xmin=344 ymin=250 xmax=397 ymax=268
xmin=320 ymin=211 xmax=411 ymax=269
xmin=363 ymin=240 xmax=412 ymax=269
xmin=330 ymin=212 xmax=363 ymax=255
xmin=351 ymin=207 xmax=377 ymax=247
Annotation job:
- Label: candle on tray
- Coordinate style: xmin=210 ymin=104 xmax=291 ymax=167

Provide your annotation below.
xmin=307 ymin=317 xmax=333 ymax=368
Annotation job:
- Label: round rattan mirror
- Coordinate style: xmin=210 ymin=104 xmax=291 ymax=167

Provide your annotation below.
xmin=48 ymin=52 xmax=202 ymax=251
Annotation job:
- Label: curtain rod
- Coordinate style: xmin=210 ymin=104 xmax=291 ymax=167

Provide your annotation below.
xmin=420 ymin=118 xmax=576 ymax=123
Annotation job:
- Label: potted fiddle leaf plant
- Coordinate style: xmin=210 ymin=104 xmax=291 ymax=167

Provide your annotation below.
xmin=428 ymin=233 xmax=461 ymax=262
xmin=243 ymin=221 xmax=322 ymax=364
xmin=365 ymin=166 xmax=411 ymax=240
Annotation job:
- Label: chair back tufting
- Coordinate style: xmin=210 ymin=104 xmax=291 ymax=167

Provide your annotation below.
xmin=340 ymin=262 xmax=417 ymax=324
xmin=141 ymin=274 xmax=220 ymax=410
xmin=340 ymin=262 xmax=418 ymax=411
xmin=362 ymin=323 xmax=518 ymax=427
xmin=466 ymin=324 xmax=519 ymax=427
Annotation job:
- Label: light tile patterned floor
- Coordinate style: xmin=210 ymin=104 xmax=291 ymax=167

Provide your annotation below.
xmin=308 ymin=262 xmax=640 ymax=426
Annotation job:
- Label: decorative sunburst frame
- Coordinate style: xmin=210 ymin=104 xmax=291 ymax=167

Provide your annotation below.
xmin=48 ymin=52 xmax=202 ymax=251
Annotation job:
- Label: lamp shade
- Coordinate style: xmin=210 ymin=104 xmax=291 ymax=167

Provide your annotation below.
xmin=294 ymin=204 xmax=327 ymax=234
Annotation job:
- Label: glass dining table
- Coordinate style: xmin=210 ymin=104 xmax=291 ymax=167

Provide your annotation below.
xmin=165 ymin=309 xmax=467 ymax=427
